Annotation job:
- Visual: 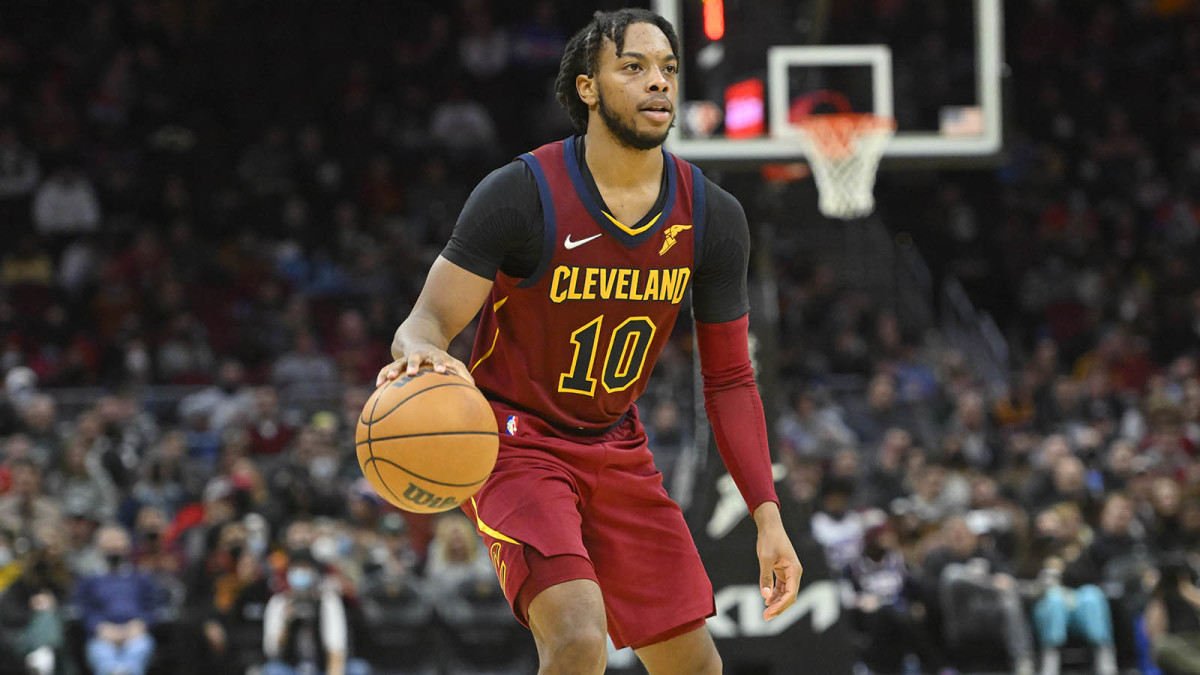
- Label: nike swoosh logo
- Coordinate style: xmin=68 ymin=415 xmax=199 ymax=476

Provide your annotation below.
xmin=564 ymin=233 xmax=602 ymax=250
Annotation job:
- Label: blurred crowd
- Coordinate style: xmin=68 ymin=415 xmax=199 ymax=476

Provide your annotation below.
xmin=771 ymin=2 xmax=1200 ymax=674
xmin=0 ymin=0 xmax=1198 ymax=674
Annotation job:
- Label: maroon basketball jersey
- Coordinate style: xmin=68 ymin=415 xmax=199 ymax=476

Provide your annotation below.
xmin=468 ymin=137 xmax=707 ymax=433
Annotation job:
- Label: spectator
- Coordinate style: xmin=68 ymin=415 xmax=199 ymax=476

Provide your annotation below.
xmin=457 ymin=7 xmax=510 ymax=80
xmin=271 ymin=333 xmax=339 ymax=412
xmin=428 ymin=83 xmax=500 ymax=165
xmin=844 ymin=522 xmax=950 ymax=674
xmin=0 ymin=459 xmax=62 ymax=541
xmin=179 ymin=520 xmax=270 ymax=675
xmin=46 ymin=432 xmax=119 ymax=523
xmin=424 ymin=514 xmax=493 ymax=598
xmin=1146 ymin=477 xmax=1190 ymax=556
xmin=62 ymin=501 xmax=105 ymax=578
xmin=1144 ymin=557 xmax=1200 ymax=674
xmin=922 ymin=516 xmax=1035 ymax=675
xmin=265 ymin=424 xmax=346 ymax=523
xmin=945 ymin=390 xmax=1000 ymax=470
xmin=127 ymin=430 xmax=195 ymax=520
xmin=177 ymin=360 xmax=256 ymax=437
xmin=810 ymin=478 xmax=876 ymax=573
xmin=0 ymin=531 xmax=75 ymax=675
xmin=71 ymin=524 xmax=163 ymax=675
xmin=329 ymin=310 xmax=389 ymax=386
xmin=777 ymin=388 xmax=857 ymax=460
xmin=245 ymin=386 xmax=298 ymax=459
xmin=31 ymin=166 xmax=101 ymax=236
xmin=510 ymin=0 xmax=566 ymax=74
xmin=131 ymin=506 xmax=180 ymax=579
xmin=166 ymin=478 xmax=239 ymax=565
xmin=963 ymin=475 xmax=1026 ymax=562
xmin=846 ymin=373 xmax=924 ymax=447
xmin=1084 ymin=493 xmax=1146 ymax=580
xmin=861 ymin=428 xmax=912 ymax=510
xmin=262 ymin=550 xmax=369 ymax=675
xmin=17 ymin=393 xmax=62 ymax=469
xmin=1024 ymin=503 xmax=1118 ymax=675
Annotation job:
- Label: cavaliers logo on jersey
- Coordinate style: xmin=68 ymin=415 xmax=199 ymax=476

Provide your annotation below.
xmin=659 ymin=223 xmax=693 ymax=255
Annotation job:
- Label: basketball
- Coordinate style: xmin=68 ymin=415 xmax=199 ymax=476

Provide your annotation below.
xmin=357 ymin=370 xmax=499 ymax=514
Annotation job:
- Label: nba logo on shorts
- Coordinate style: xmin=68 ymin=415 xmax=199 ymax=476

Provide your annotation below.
xmin=506 ymin=415 xmax=518 ymax=435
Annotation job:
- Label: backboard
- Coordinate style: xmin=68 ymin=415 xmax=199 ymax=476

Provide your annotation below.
xmin=653 ymin=0 xmax=1005 ymax=166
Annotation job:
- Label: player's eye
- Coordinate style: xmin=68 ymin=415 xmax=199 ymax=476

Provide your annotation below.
xmin=624 ymin=62 xmax=642 ymax=71
xmin=664 ymin=64 xmax=678 ymax=74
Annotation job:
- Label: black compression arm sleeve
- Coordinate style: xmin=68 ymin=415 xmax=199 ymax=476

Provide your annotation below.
xmin=691 ymin=179 xmax=752 ymax=324
xmin=441 ymin=161 xmax=544 ymax=280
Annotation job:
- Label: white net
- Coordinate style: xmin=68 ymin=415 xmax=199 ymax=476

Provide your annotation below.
xmin=796 ymin=114 xmax=895 ymax=220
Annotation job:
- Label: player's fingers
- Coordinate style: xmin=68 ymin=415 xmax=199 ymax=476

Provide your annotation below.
xmin=447 ymin=357 xmax=475 ymax=385
xmin=376 ymin=360 xmax=402 ymax=387
xmin=428 ymin=351 xmax=450 ymax=374
xmin=759 ymin=559 xmax=774 ymax=605
xmin=405 ymin=353 xmax=425 ymax=376
xmin=764 ymin=561 xmax=802 ymax=620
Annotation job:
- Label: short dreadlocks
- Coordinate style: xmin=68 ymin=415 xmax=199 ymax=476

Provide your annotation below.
xmin=555 ymin=9 xmax=681 ymax=133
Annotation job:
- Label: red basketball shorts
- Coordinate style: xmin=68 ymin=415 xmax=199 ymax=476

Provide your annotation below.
xmin=460 ymin=400 xmax=716 ymax=650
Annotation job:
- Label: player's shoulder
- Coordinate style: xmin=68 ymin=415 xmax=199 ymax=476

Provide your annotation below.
xmin=701 ymin=175 xmax=744 ymax=213
xmin=478 ymin=159 xmax=537 ymax=192
xmin=696 ymin=173 xmax=748 ymax=232
xmin=465 ymin=159 xmax=540 ymax=210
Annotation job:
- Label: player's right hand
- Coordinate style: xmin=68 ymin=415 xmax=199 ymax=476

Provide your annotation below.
xmin=376 ymin=347 xmax=474 ymax=387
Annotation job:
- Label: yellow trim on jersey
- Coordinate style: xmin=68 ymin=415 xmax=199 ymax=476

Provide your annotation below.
xmin=602 ymin=210 xmax=661 ymax=236
xmin=468 ymin=296 xmax=508 ymax=373
xmin=557 ymin=315 xmax=603 ymax=396
xmin=471 ymin=498 xmax=521 ymax=545
xmin=600 ymin=316 xmax=657 ymax=394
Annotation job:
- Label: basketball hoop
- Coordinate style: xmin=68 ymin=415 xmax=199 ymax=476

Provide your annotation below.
xmin=795 ymin=113 xmax=895 ymax=220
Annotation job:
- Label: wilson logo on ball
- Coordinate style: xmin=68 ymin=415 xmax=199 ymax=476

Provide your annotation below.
xmin=403 ymin=482 xmax=459 ymax=511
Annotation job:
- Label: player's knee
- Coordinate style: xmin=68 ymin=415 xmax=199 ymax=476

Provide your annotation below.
xmin=542 ymin=626 xmax=607 ymax=673
xmin=700 ymin=649 xmax=723 ymax=674
xmin=677 ymin=646 xmax=722 ymax=675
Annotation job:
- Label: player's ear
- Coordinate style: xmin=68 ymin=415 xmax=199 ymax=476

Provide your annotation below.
xmin=576 ymin=73 xmax=597 ymax=107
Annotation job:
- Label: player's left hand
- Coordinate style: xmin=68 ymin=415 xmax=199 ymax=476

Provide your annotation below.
xmin=754 ymin=503 xmax=802 ymax=621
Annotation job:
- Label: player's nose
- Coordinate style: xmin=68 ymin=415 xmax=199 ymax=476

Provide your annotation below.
xmin=647 ymin=67 xmax=671 ymax=92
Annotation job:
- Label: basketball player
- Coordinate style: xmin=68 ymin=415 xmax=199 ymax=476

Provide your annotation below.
xmin=376 ymin=9 xmax=802 ymax=673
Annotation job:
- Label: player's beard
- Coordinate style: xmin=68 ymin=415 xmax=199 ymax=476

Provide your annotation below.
xmin=597 ymin=89 xmax=673 ymax=151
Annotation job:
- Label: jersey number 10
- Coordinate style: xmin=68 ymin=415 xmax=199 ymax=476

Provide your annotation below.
xmin=558 ymin=316 xmax=657 ymax=397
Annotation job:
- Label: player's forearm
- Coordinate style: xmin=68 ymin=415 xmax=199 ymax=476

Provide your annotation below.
xmin=695 ymin=315 xmax=779 ymax=512
xmin=392 ymin=312 xmax=452 ymax=358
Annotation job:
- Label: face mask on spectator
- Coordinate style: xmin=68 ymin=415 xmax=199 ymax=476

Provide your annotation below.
xmin=311 ymin=535 xmax=337 ymax=563
xmin=287 ymin=567 xmax=316 ymax=591
xmin=309 ymin=456 xmax=337 ymax=480
xmin=105 ymin=553 xmax=125 ymax=570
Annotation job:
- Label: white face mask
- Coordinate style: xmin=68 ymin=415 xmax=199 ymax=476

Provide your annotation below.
xmin=309 ymin=457 xmax=337 ymax=480
xmin=287 ymin=567 xmax=316 ymax=591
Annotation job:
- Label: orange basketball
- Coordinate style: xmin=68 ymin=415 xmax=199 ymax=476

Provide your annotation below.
xmin=357 ymin=370 xmax=498 ymax=514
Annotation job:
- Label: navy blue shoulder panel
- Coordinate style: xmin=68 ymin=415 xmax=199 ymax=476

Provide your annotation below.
xmin=690 ymin=164 xmax=708 ymax=270
xmin=516 ymin=152 xmax=557 ymax=289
